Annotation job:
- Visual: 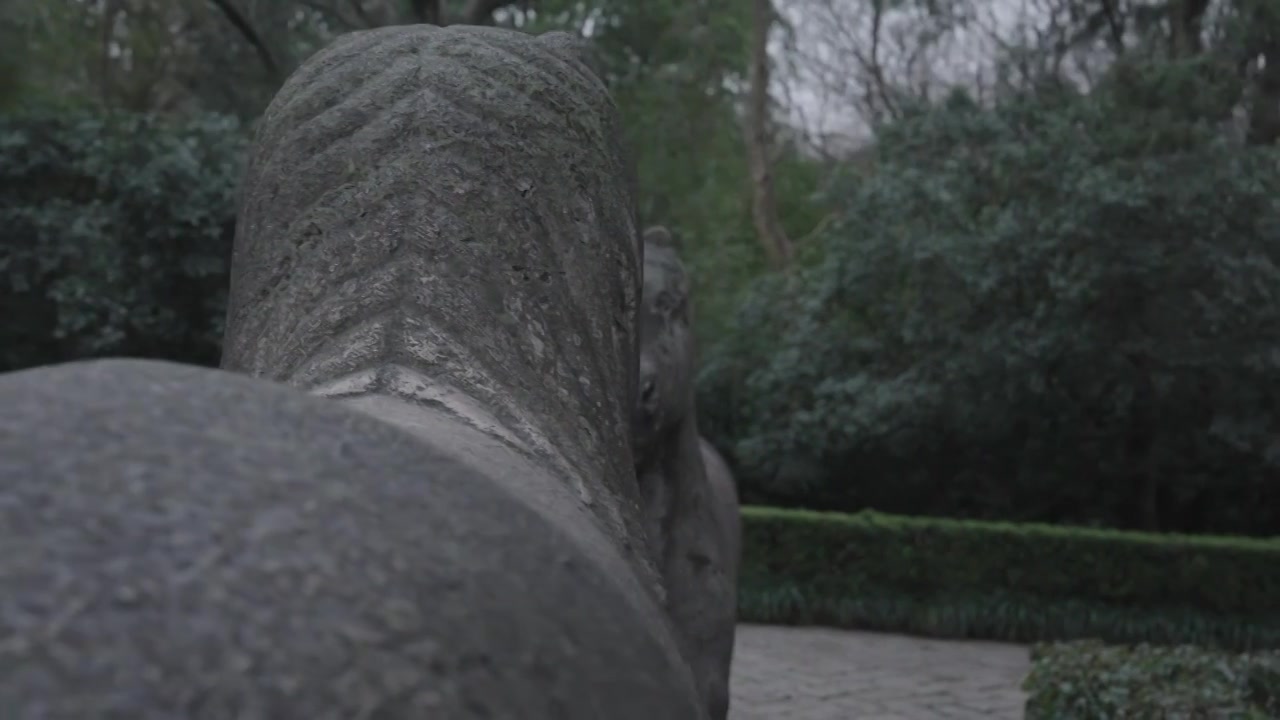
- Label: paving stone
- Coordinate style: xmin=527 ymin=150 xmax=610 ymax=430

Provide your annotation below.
xmin=729 ymin=624 xmax=1030 ymax=720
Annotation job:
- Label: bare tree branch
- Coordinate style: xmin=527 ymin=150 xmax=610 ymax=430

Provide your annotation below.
xmin=206 ymin=0 xmax=281 ymax=82
xmin=865 ymin=0 xmax=900 ymax=121
xmin=1098 ymin=0 xmax=1126 ymax=55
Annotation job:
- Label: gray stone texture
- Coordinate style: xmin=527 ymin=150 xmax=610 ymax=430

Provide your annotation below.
xmin=730 ymin=625 xmax=1030 ymax=720
xmin=699 ymin=437 xmax=741 ymax=592
xmin=0 ymin=24 xmax=708 ymax=720
xmin=222 ymin=25 xmax=650 ymax=583
xmin=634 ymin=227 xmax=740 ymax=719
xmin=0 ymin=360 xmax=704 ymax=719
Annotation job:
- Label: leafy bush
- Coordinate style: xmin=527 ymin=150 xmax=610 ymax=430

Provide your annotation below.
xmin=700 ymin=58 xmax=1280 ymax=535
xmin=0 ymin=109 xmax=245 ymax=371
xmin=739 ymin=506 xmax=1280 ymax=649
xmin=1023 ymin=640 xmax=1280 ymax=719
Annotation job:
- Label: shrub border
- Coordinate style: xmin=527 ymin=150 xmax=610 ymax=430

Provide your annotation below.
xmin=737 ymin=506 xmax=1280 ymax=650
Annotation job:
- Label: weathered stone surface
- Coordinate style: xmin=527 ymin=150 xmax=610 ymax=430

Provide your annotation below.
xmin=0 ymin=25 xmax=706 ymax=719
xmin=0 ymin=360 xmax=703 ymax=719
xmin=633 ymin=226 xmax=740 ymax=720
xmin=634 ymin=226 xmax=694 ymax=460
xmin=700 ymin=437 xmax=742 ymax=593
xmin=222 ymin=25 xmax=648 ymax=578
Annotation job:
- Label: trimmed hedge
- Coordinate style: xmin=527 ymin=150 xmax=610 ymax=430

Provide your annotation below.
xmin=1023 ymin=640 xmax=1280 ymax=719
xmin=739 ymin=507 xmax=1280 ymax=650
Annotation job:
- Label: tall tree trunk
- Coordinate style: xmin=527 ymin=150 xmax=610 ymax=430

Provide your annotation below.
xmin=744 ymin=0 xmax=794 ymax=269
xmin=207 ymin=0 xmax=282 ymax=83
xmin=410 ymin=0 xmax=444 ymax=24
xmin=1248 ymin=39 xmax=1280 ymax=146
xmin=1168 ymin=0 xmax=1209 ymax=57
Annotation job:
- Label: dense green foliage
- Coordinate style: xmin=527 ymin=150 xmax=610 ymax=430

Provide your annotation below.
xmin=701 ymin=59 xmax=1280 ymax=535
xmin=0 ymin=110 xmax=243 ymax=371
xmin=1023 ymin=640 xmax=1280 ymax=719
xmin=544 ymin=0 xmax=827 ymax=341
xmin=0 ymin=0 xmax=812 ymax=375
xmin=4 ymin=1 xmax=1279 ymax=539
xmin=738 ymin=507 xmax=1280 ymax=649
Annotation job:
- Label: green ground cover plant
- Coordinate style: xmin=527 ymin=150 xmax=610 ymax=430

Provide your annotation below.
xmin=1023 ymin=640 xmax=1280 ymax=719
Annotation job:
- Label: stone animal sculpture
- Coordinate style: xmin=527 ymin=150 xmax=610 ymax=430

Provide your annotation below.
xmin=0 ymin=26 xmax=714 ymax=719
xmin=699 ymin=437 xmax=742 ymax=598
xmin=633 ymin=225 xmax=743 ymax=720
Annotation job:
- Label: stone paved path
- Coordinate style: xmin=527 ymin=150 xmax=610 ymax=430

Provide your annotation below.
xmin=729 ymin=624 xmax=1031 ymax=720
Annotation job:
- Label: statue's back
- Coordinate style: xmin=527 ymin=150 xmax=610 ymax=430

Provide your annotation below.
xmin=0 ymin=25 xmax=706 ymax=720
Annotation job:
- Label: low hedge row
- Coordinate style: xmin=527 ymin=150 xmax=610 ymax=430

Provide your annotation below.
xmin=738 ymin=507 xmax=1280 ymax=649
xmin=1023 ymin=640 xmax=1280 ymax=718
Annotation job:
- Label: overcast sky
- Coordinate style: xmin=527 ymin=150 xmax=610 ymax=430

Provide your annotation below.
xmin=772 ymin=0 xmax=1047 ymax=149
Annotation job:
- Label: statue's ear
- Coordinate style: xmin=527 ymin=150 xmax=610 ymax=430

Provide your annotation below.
xmin=642 ymin=225 xmax=682 ymax=250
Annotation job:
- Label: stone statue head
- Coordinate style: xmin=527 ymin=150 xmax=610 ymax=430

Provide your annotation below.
xmin=633 ymin=225 xmax=695 ymax=460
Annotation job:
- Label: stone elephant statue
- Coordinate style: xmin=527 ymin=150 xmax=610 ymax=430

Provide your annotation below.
xmin=699 ymin=437 xmax=742 ymax=593
xmin=633 ymin=226 xmax=743 ymax=720
xmin=0 ymin=26 xmax=713 ymax=719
